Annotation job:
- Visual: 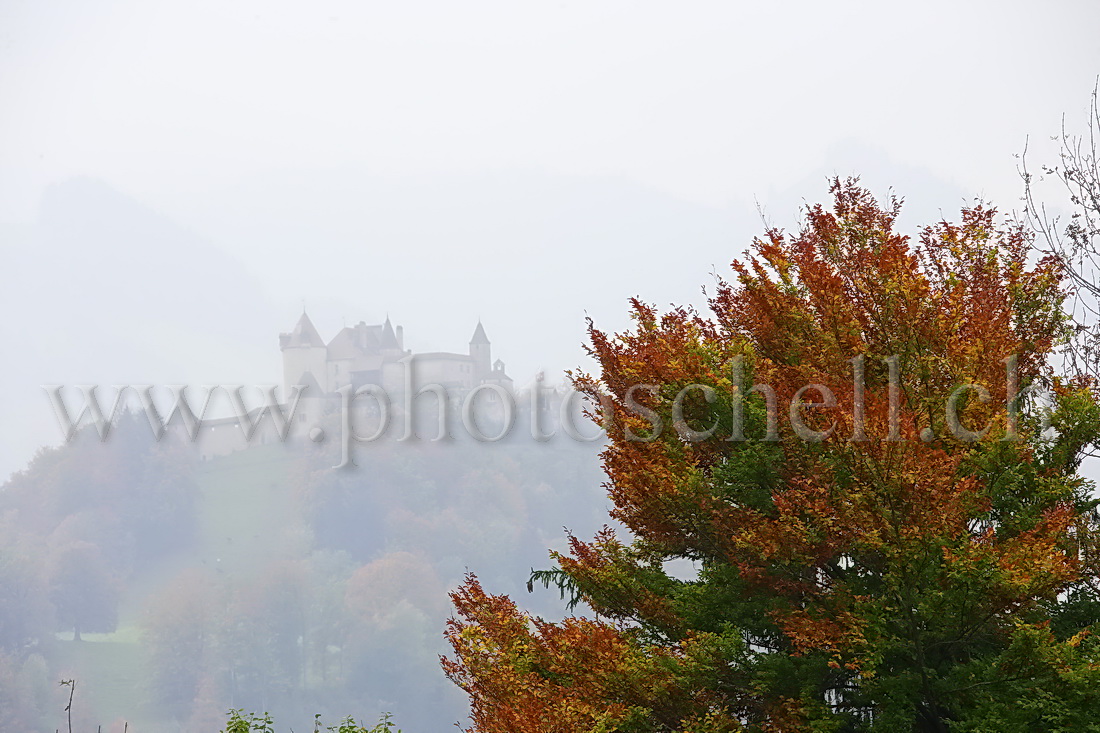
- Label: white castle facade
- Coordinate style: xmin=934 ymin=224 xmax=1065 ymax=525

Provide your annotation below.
xmin=193 ymin=313 xmax=519 ymax=460
xmin=279 ymin=312 xmax=513 ymax=399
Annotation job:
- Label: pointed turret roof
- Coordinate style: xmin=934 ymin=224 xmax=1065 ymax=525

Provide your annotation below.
xmin=470 ymin=320 xmax=490 ymax=345
xmin=296 ymin=370 xmax=325 ymax=398
xmin=282 ymin=312 xmax=325 ymax=349
xmin=381 ymin=316 xmax=400 ymax=350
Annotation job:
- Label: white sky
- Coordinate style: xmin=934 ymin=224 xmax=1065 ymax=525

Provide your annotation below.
xmin=3 ymin=0 xmax=1099 ymax=216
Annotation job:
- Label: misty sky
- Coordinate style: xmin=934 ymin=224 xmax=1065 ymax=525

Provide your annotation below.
xmin=2 ymin=0 xmax=1100 ymax=479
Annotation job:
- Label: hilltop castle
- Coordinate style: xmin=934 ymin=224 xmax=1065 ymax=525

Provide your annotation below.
xmin=192 ymin=313 xmax=547 ymax=460
xmin=279 ymin=312 xmax=514 ymax=398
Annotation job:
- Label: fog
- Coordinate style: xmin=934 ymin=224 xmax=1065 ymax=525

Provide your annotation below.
xmin=2 ymin=1 xmax=1099 ymax=730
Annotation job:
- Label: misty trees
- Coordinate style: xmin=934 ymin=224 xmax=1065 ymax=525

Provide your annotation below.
xmin=0 ymin=415 xmax=199 ymax=726
xmin=0 ymin=550 xmax=51 ymax=652
xmin=343 ymin=552 xmax=450 ymax=718
xmin=142 ymin=568 xmax=216 ymax=717
xmin=2 ymin=415 xmax=198 ymax=647
xmin=48 ymin=541 xmax=120 ymax=641
xmin=0 ymin=551 xmax=53 ymax=728
xmin=444 ymin=181 xmax=1100 ymax=731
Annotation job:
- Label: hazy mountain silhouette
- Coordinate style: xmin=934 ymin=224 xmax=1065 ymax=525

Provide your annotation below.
xmin=0 ymin=177 xmax=277 ymax=480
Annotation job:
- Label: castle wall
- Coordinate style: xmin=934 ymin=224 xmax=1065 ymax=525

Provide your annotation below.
xmin=407 ymin=355 xmax=476 ymax=390
xmin=193 ymin=413 xmax=288 ymax=460
xmin=282 ymin=346 xmax=328 ymax=397
xmin=328 ymin=358 xmax=354 ymax=393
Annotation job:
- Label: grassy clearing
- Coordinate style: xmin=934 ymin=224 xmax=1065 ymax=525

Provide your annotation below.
xmin=53 ymin=632 xmax=148 ymax=727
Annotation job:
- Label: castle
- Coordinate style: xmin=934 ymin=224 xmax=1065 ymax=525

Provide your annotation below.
xmin=193 ymin=313 xmax=519 ymax=460
xmin=280 ymin=311 xmax=514 ymax=398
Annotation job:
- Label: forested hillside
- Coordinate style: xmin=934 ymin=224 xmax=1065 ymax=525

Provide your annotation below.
xmin=0 ymin=410 xmax=606 ymax=731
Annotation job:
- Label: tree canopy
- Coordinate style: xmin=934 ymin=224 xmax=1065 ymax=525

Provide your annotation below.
xmin=443 ymin=180 xmax=1100 ymax=732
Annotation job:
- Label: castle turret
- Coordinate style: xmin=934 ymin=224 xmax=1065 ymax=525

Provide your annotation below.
xmin=469 ymin=320 xmax=491 ymax=379
xmin=485 ymin=358 xmax=513 ymax=391
xmin=381 ymin=316 xmax=401 ymax=354
xmin=280 ymin=311 xmax=328 ymax=398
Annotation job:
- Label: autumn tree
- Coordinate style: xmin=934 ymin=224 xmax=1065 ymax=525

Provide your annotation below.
xmin=443 ymin=180 xmax=1100 ymax=732
xmin=142 ymin=567 xmax=216 ymax=717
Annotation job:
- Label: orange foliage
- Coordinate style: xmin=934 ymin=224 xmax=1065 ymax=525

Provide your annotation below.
xmin=444 ymin=180 xmax=1100 ymax=731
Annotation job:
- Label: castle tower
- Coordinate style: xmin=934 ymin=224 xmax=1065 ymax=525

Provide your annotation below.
xmin=279 ymin=311 xmax=328 ymax=398
xmin=469 ymin=320 xmax=491 ymax=380
xmin=381 ymin=316 xmax=402 ymax=354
